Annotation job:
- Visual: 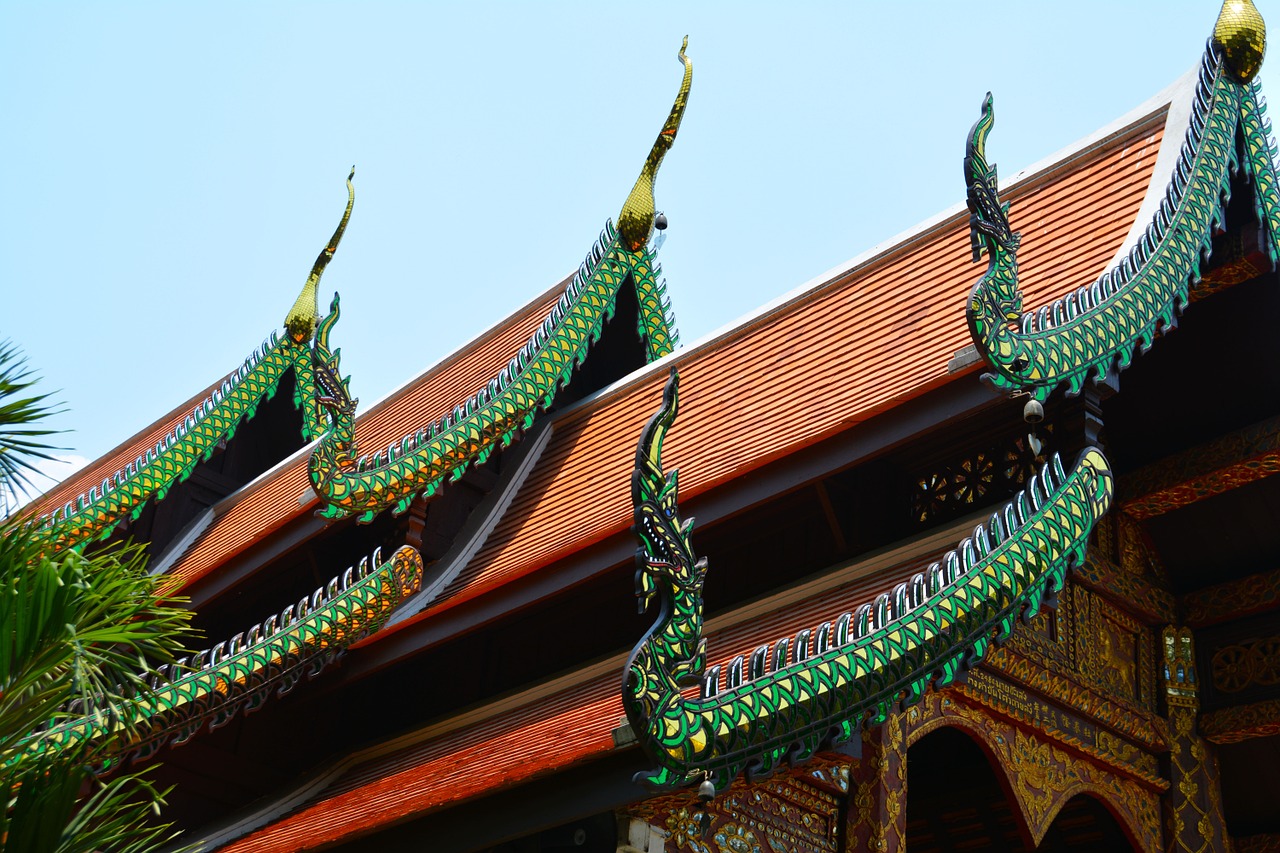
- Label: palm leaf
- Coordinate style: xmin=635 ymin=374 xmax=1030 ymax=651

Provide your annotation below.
xmin=0 ymin=341 xmax=66 ymax=514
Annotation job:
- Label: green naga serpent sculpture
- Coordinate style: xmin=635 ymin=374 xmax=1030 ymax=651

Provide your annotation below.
xmin=28 ymin=170 xmax=357 ymax=554
xmin=307 ymin=41 xmax=691 ymax=524
xmin=623 ymin=370 xmax=1114 ymax=791
xmin=11 ymin=545 xmax=422 ymax=771
xmin=965 ymin=0 xmax=1280 ymax=403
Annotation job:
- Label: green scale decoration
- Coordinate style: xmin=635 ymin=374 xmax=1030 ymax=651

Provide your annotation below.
xmin=623 ymin=370 xmax=1114 ymax=791
xmin=29 ymin=170 xmax=358 ymax=554
xmin=965 ymin=0 xmax=1280 ymax=403
xmin=12 ymin=545 xmax=422 ymax=770
xmin=308 ymin=41 xmax=691 ymax=524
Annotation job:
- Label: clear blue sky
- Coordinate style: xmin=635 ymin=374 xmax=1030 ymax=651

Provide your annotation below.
xmin=1 ymin=2 xmax=1272 ymax=489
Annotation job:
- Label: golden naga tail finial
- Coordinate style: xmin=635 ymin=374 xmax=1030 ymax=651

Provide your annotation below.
xmin=1215 ymin=0 xmax=1266 ymax=83
xmin=285 ymin=167 xmax=356 ymax=342
xmin=617 ymin=37 xmax=693 ymax=252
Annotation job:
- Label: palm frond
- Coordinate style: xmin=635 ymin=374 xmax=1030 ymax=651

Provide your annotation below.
xmin=0 ymin=531 xmax=193 ymax=765
xmin=0 ymin=341 xmax=66 ymax=514
xmin=1 ymin=754 xmax=187 ymax=853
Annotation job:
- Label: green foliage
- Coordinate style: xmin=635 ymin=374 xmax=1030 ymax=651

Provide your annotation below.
xmin=0 ymin=537 xmax=191 ymax=767
xmin=0 ymin=343 xmax=194 ymax=853
xmin=2 ymin=756 xmax=178 ymax=853
xmin=0 ymin=341 xmax=64 ymax=517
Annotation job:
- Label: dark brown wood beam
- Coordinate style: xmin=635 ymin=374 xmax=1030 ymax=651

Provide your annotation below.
xmin=1120 ymin=413 xmax=1280 ymax=520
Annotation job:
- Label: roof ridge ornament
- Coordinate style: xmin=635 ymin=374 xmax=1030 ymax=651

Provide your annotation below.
xmin=622 ymin=369 xmax=1113 ymax=791
xmin=618 ymin=37 xmax=692 ymax=252
xmin=285 ymin=167 xmax=356 ymax=343
xmin=11 ymin=545 xmax=423 ymax=770
xmin=1215 ymin=0 xmax=1266 ymax=83
xmin=29 ymin=175 xmax=356 ymax=553
xmin=963 ymin=2 xmax=1280 ymax=402
xmin=307 ymin=48 xmax=688 ymax=524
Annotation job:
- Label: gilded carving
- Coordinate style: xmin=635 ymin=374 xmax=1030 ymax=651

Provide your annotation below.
xmin=711 ymin=823 xmax=761 ymax=853
xmin=1007 ymin=582 xmax=1072 ymax=668
xmin=1121 ymin=413 xmax=1280 ymax=521
xmin=1074 ymin=586 xmax=1156 ymax=710
xmin=984 ymin=644 xmax=1168 ymax=756
xmin=1075 ymin=554 xmax=1176 ymax=624
xmin=1096 ymin=729 xmax=1159 ymax=778
xmin=1210 ymin=634 xmax=1280 ymax=693
xmin=804 ymin=761 xmax=849 ymax=795
xmin=1094 ymin=513 xmax=1118 ymax=564
xmin=1183 ymin=565 xmax=1280 ymax=627
xmin=846 ymin=712 xmax=905 ymax=853
xmin=910 ymin=433 xmax=1043 ymax=526
xmin=1162 ymin=625 xmax=1232 ymax=853
xmin=1237 ymin=833 xmax=1280 ymax=853
xmin=1163 ymin=626 xmax=1199 ymax=708
xmin=664 ymin=807 xmax=712 ymax=853
xmin=637 ymin=767 xmax=844 ymax=853
xmin=904 ymin=693 xmax=1162 ymax=853
xmin=1118 ymin=513 xmax=1166 ymax=579
xmin=1200 ymin=698 xmax=1280 ymax=744
xmin=1165 ymin=706 xmax=1231 ymax=853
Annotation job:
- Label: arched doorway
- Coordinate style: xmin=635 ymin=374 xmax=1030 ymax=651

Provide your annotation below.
xmin=906 ymin=727 xmax=1136 ymax=851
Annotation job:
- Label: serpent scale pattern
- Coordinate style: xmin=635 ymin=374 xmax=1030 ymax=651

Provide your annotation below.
xmin=12 ymin=545 xmax=422 ymax=769
xmin=966 ymin=10 xmax=1277 ymax=402
xmin=309 ymin=41 xmax=691 ymax=523
xmin=623 ymin=371 xmax=1113 ymax=791
xmin=28 ymin=173 xmax=356 ymax=553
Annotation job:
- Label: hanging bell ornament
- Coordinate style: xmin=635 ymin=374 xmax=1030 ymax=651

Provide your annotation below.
xmin=1023 ymin=398 xmax=1045 ymax=425
xmin=697 ymin=777 xmax=716 ymax=802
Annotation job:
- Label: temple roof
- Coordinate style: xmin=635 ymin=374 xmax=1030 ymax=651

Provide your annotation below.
xmin=200 ymin=64 xmax=1179 ymax=852
xmin=163 ymin=281 xmax=566 ymax=594
xmin=26 ymin=376 xmax=225 ymax=519
xmin=401 ymin=100 xmax=1165 ymax=623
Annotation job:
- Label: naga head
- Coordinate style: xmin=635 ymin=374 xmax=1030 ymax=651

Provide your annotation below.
xmin=965 ymin=94 xmax=1022 ymax=319
xmin=313 ymin=292 xmax=356 ymax=421
xmin=285 ymin=168 xmax=356 ymax=343
xmin=617 ymin=37 xmax=693 ymax=253
xmin=632 ymin=368 xmax=703 ymax=611
xmin=1214 ymin=0 xmax=1266 ymax=84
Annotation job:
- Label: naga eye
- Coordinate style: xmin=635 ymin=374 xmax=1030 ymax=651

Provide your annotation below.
xmin=664 ymin=507 xmax=674 ymax=518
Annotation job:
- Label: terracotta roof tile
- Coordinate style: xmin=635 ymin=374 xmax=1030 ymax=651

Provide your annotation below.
xmin=219 ymin=546 xmax=943 ymax=851
xmin=221 ymin=103 xmax=1164 ymax=849
xmin=417 ymin=118 xmax=1164 ymax=618
xmin=217 ymin=101 xmax=1165 ymax=806
xmin=217 ymin=106 xmax=1172 ymax=835
xmin=217 ymin=671 xmax=621 ymax=853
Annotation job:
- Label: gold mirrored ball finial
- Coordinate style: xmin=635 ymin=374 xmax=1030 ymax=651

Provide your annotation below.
xmin=1215 ymin=0 xmax=1266 ymax=83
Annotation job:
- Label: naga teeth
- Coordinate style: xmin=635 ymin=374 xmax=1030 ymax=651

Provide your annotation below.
xmin=702 ymin=665 xmax=722 ymax=698
xmin=835 ymin=612 xmax=852 ymax=646
xmin=726 ymin=656 xmax=744 ymax=689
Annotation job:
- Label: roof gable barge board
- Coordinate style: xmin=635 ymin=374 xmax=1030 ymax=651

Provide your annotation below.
xmin=652 ymin=92 xmax=1173 ymax=377
xmin=163 ymin=284 xmax=564 ymax=592
xmin=414 ymin=121 xmax=1159 ymax=625
xmin=423 ymin=84 xmax=1172 ymax=480
xmin=191 ymin=511 xmax=999 ymax=852
xmin=27 ymin=377 xmax=222 ymax=517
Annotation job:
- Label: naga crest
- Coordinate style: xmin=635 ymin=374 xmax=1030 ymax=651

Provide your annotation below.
xmin=617 ymin=37 xmax=693 ymax=252
xmin=631 ymin=368 xmax=704 ymax=613
xmin=313 ymin=293 xmax=356 ymax=420
xmin=965 ymin=94 xmax=1022 ymax=321
xmin=285 ymin=168 xmax=356 ymax=343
